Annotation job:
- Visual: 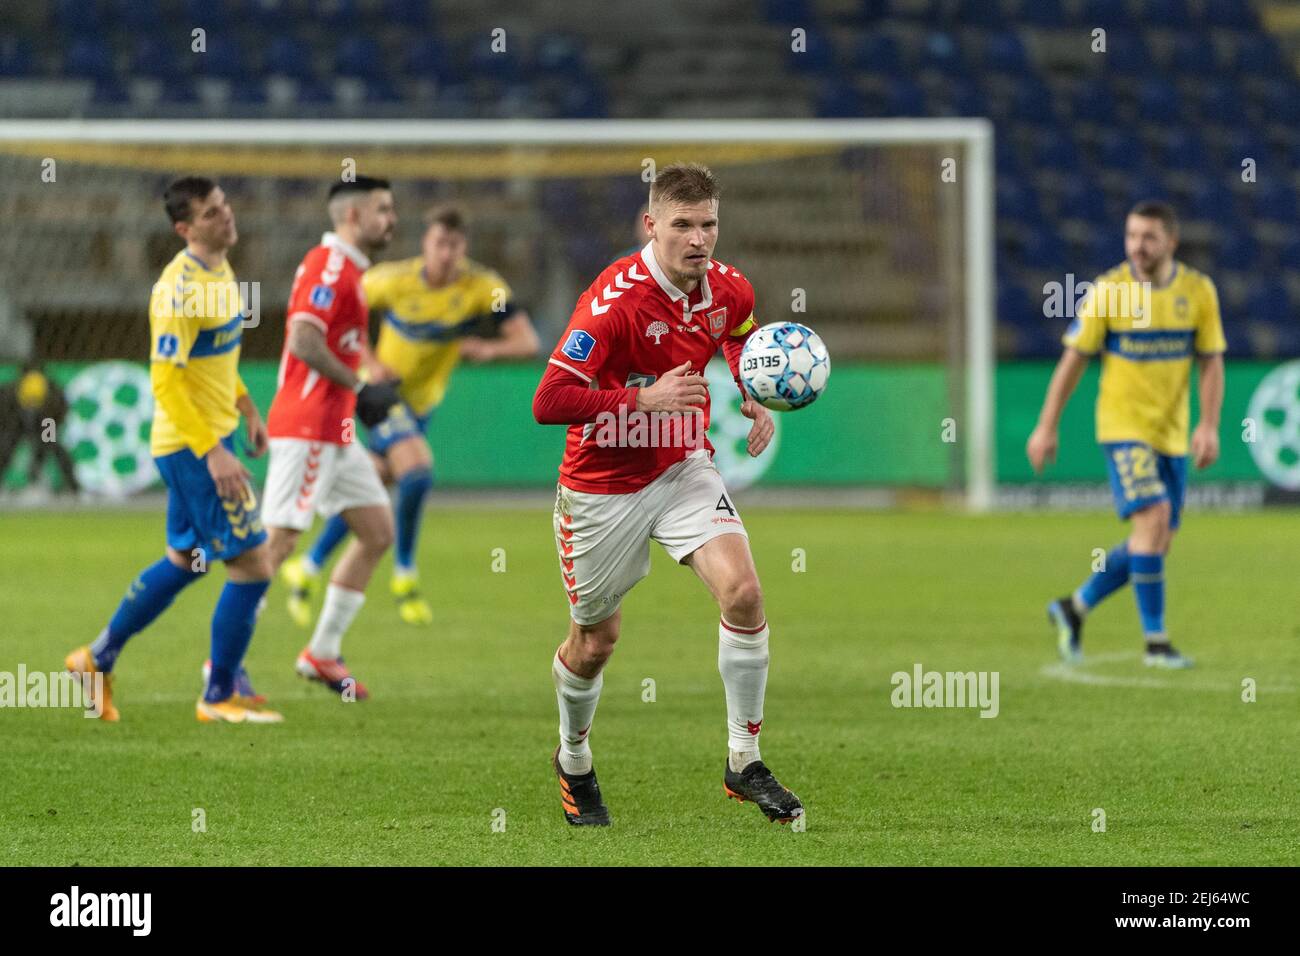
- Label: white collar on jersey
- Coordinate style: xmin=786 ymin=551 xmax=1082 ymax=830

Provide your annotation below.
xmin=321 ymin=231 xmax=371 ymax=271
xmin=640 ymin=240 xmax=713 ymax=313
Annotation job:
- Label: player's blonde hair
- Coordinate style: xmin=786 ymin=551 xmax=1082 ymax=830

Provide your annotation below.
xmin=649 ymin=163 xmax=721 ymax=212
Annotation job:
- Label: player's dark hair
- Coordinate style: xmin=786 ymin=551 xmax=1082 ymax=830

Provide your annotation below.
xmin=1129 ymin=200 xmax=1178 ymax=235
xmin=649 ymin=163 xmax=721 ymax=211
xmin=328 ymin=175 xmax=392 ymax=200
xmin=163 ymin=176 xmax=217 ymax=224
xmin=424 ymin=203 xmax=468 ymax=233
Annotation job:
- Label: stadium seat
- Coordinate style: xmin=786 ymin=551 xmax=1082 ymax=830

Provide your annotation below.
xmin=1193 ymin=79 xmax=1237 ymax=119
xmin=383 ymin=0 xmax=434 ymax=28
xmin=184 ymin=0 xmax=229 ymax=29
xmin=852 ymin=34 xmax=902 ymax=76
xmin=1166 ymin=30 xmax=1215 ymax=74
xmin=1188 ymin=181 xmax=1238 ymax=227
xmin=1084 ymin=230 xmax=1123 ymax=274
xmin=787 ymin=29 xmax=836 ymax=74
xmin=1094 ymin=128 xmax=1145 ymax=173
xmin=534 ymin=34 xmax=586 ymax=77
xmin=1010 ymin=82 xmax=1059 ymax=126
xmin=1202 ymin=0 xmax=1256 ymax=28
xmin=248 ymin=0 xmax=293 ymax=28
xmin=334 ymin=35 xmax=385 ymax=81
xmin=1014 ymin=0 xmax=1066 ymax=27
xmin=1079 ymin=0 xmax=1134 ymax=26
xmin=194 ymin=35 xmax=246 ymax=80
xmin=131 ymin=38 xmax=184 ymax=82
xmin=1057 ymin=179 xmax=1108 ymax=224
xmin=1229 ymin=33 xmax=1283 ymax=77
xmin=1216 ymin=232 xmax=1258 ymax=271
xmin=1070 ymin=78 xmax=1117 ymax=125
xmin=1247 ymin=280 xmax=1292 ymax=326
xmin=404 ymin=38 xmax=457 ymax=84
xmin=91 ymin=77 xmax=129 ymax=104
xmin=310 ymin=0 xmax=361 ymax=27
xmin=1032 ymin=127 xmax=1082 ymax=172
xmin=882 ymin=78 xmax=926 ymax=116
xmin=558 ymin=82 xmax=606 ymax=118
xmin=1260 ymin=79 xmax=1300 ymax=126
xmin=974 ymin=30 xmax=1030 ymax=74
xmin=468 ymin=39 xmax=520 ymax=84
xmin=944 ymin=79 xmax=988 ymax=118
xmin=1101 ymin=32 xmax=1149 ymax=74
xmin=918 ymin=30 xmax=963 ymax=75
xmin=954 ymin=0 xmax=1005 ymax=27
xmin=109 ymin=0 xmax=163 ymax=30
xmin=816 ymin=80 xmax=865 ymax=117
xmin=1155 ymin=128 xmax=1206 ymax=173
xmin=1135 ymin=78 xmax=1182 ymax=122
xmin=63 ymin=37 xmax=116 ymax=83
xmin=762 ymin=0 xmax=814 ymax=25
xmin=1018 ymin=227 xmax=1067 ymax=270
xmin=1143 ymin=0 xmax=1190 ymax=22
xmin=997 ymin=176 xmax=1041 ymax=226
xmin=53 ymin=0 xmax=100 ymax=30
xmin=265 ymin=36 xmax=315 ymax=82
xmin=1252 ymin=184 xmax=1299 ymax=225
xmin=0 ymin=38 xmax=35 ymax=77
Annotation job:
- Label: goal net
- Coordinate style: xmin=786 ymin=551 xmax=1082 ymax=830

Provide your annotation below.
xmin=0 ymin=120 xmax=994 ymax=505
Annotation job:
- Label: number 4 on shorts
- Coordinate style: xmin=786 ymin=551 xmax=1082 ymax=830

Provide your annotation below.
xmin=716 ymin=494 xmax=736 ymax=516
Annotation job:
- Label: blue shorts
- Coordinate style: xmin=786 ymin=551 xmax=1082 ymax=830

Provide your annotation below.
xmin=366 ymin=401 xmax=433 ymax=455
xmin=155 ymin=432 xmax=266 ymax=562
xmin=1102 ymin=441 xmax=1188 ymax=529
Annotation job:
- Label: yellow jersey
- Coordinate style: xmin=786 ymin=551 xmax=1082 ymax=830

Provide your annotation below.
xmin=148 ymin=249 xmax=246 ymax=457
xmin=364 ymin=256 xmax=514 ymax=415
xmin=1063 ymin=260 xmax=1226 ymax=456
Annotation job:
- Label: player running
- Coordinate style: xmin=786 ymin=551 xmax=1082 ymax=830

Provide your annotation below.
xmin=1028 ymin=200 xmax=1226 ymax=669
xmin=66 ymin=176 xmax=282 ymax=724
xmin=282 ymin=204 xmax=539 ymax=626
xmin=261 ymin=176 xmax=404 ymax=699
xmin=532 ymin=163 xmax=803 ymax=826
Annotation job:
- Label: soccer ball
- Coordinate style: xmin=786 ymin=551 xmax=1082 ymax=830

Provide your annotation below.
xmin=738 ymin=321 xmax=831 ymax=411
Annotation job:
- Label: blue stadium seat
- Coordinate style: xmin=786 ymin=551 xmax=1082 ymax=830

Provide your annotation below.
xmin=1253 ymin=183 xmax=1299 ymax=224
xmin=534 ymin=34 xmax=585 ymax=76
xmin=1015 ymin=0 xmax=1066 ymax=27
xmin=0 ymin=38 xmax=35 ymax=77
xmin=947 ymin=79 xmax=989 ymax=117
xmin=816 ymin=80 xmax=865 ymax=117
xmin=383 ymin=0 xmax=434 ymax=28
xmin=404 ymin=38 xmax=457 ymax=84
xmin=468 ymin=38 xmax=520 ymax=84
xmin=1070 ymin=78 xmax=1116 ymax=124
xmin=1143 ymin=0 xmax=1190 ymax=22
xmin=1188 ymin=181 xmax=1238 ymax=227
xmin=1033 ymin=127 xmax=1082 ymax=172
xmin=131 ymin=37 xmax=184 ymax=82
xmin=158 ymin=78 xmax=198 ymax=104
xmin=1019 ymin=227 xmax=1067 ymax=270
xmin=787 ymin=29 xmax=836 ymax=74
xmin=1202 ymin=0 xmax=1256 ymax=28
xmin=1101 ymin=32 xmax=1149 ymax=73
xmin=918 ymin=30 xmax=963 ymax=75
xmin=109 ymin=0 xmax=162 ymax=29
xmin=1247 ymin=280 xmax=1292 ymax=325
xmin=1084 ymin=230 xmax=1124 ymax=275
xmin=954 ymin=0 xmax=1005 ymax=26
xmin=1079 ymin=0 xmax=1133 ymax=26
xmin=265 ymin=35 xmax=314 ymax=81
xmin=1166 ymin=30 xmax=1215 ymax=74
xmin=334 ymin=35 xmax=384 ymax=81
xmin=310 ymin=0 xmax=361 ymax=27
xmin=194 ymin=35 xmax=245 ymax=80
xmin=92 ymin=77 xmax=128 ymax=104
xmin=1010 ymin=81 xmax=1058 ymax=125
xmin=976 ymin=30 xmax=1029 ymax=74
xmin=184 ymin=0 xmax=229 ymax=29
xmin=1118 ymin=171 xmax=1169 ymax=205
xmin=54 ymin=0 xmax=101 ymax=30
xmin=1261 ymin=79 xmax=1300 ymax=125
xmin=1230 ymin=33 xmax=1283 ymax=76
xmin=882 ymin=78 xmax=925 ymax=115
xmin=229 ymin=79 xmax=268 ymax=105
xmin=1138 ymin=78 xmax=1180 ymax=122
xmin=852 ymin=34 xmax=901 ymax=75
xmin=997 ymin=176 xmax=1041 ymax=225
xmin=1057 ymin=179 xmax=1108 ymax=224
xmin=1216 ymin=232 xmax=1257 ymax=271
xmin=1194 ymin=79 xmax=1237 ymax=118
xmin=762 ymin=0 xmax=814 ymax=25
xmin=64 ymin=36 xmax=116 ymax=83
xmin=1094 ymin=129 xmax=1145 ymax=173
xmin=1156 ymin=128 xmax=1206 ymax=173
xmin=1279 ymin=236 xmax=1300 ymax=272
xmin=248 ymin=0 xmax=292 ymax=28
xmin=558 ymin=82 xmax=606 ymax=118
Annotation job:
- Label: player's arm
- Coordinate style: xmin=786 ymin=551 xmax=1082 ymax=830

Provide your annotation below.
xmin=1191 ymin=280 xmax=1227 ymax=470
xmin=721 ymin=300 xmax=774 ymax=458
xmin=149 ymin=284 xmax=249 ymax=497
xmin=1027 ymin=348 xmax=1089 ymax=474
xmin=233 ymin=376 xmax=268 ymax=458
xmin=459 ymin=308 xmax=541 ymax=362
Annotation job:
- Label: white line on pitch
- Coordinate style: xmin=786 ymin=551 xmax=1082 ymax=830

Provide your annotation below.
xmin=1040 ymin=652 xmax=1296 ymax=693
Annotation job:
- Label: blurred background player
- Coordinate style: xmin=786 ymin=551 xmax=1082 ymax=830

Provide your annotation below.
xmin=1028 ymin=201 xmax=1226 ymax=669
xmin=261 ymin=176 xmax=403 ymax=699
xmin=532 ymin=163 xmax=802 ymax=827
xmin=66 ymin=176 xmax=282 ymax=724
xmin=0 ymin=361 xmax=80 ymax=501
xmin=282 ymin=203 xmax=539 ymax=626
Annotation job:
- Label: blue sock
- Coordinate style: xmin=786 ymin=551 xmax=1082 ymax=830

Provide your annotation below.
xmin=1130 ymin=553 xmax=1165 ymax=640
xmin=91 ymin=557 xmax=202 ymax=671
xmin=1075 ymin=541 xmax=1131 ymax=612
xmin=205 ymin=579 xmax=270 ymax=703
xmin=394 ymin=468 xmax=434 ymax=573
xmin=307 ymin=513 xmax=351 ymax=570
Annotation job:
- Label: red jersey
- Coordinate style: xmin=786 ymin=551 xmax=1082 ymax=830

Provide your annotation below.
xmin=267 ymin=232 xmax=370 ymax=444
xmin=533 ymin=241 xmax=758 ymax=494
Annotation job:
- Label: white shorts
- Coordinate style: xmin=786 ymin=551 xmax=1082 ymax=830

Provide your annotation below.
xmin=554 ymin=451 xmax=747 ymax=625
xmin=262 ymin=438 xmax=390 ymax=531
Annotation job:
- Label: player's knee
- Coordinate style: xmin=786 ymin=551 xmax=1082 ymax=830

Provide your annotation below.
xmin=166 ymin=547 xmax=204 ymax=574
xmin=574 ymin=618 xmax=619 ymax=665
xmin=1135 ymin=500 xmax=1172 ymax=530
xmin=231 ymin=544 xmax=274 ymax=581
xmin=720 ymin=576 xmax=764 ymax=624
xmin=359 ymin=519 xmax=395 ymax=554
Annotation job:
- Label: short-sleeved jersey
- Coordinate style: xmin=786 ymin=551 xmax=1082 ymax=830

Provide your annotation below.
xmin=1063 ymin=259 xmax=1226 ymax=456
xmin=365 ymin=256 xmax=515 ymax=415
xmin=266 ymin=232 xmax=370 ymax=444
xmin=148 ymin=249 xmax=245 ymax=456
xmin=545 ymin=241 xmax=757 ymax=494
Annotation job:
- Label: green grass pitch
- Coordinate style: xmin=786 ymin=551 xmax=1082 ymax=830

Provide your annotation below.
xmin=1 ymin=507 xmax=1296 ymax=866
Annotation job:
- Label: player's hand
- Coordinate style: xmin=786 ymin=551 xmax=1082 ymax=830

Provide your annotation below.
xmin=1191 ymin=422 xmax=1220 ymax=470
xmin=636 ymin=361 xmax=708 ymax=414
xmin=244 ymin=414 xmax=269 ymax=459
xmin=207 ymin=443 xmax=251 ymax=500
xmin=1026 ymin=425 xmax=1058 ymax=475
xmin=365 ymin=360 xmax=399 ymax=384
xmin=355 ymin=381 xmax=402 ymax=428
xmin=457 ymin=338 xmax=497 ymax=363
xmin=740 ymin=397 xmax=774 ymax=457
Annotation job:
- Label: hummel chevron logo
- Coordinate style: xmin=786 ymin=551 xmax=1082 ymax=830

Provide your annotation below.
xmin=590 ymin=265 xmax=648 ymax=316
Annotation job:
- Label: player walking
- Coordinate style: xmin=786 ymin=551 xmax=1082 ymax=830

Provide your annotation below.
xmin=282 ymin=204 xmax=539 ymax=626
xmin=532 ymin=163 xmax=803 ymax=826
xmin=1028 ymin=201 xmax=1226 ymax=668
xmin=66 ymin=176 xmax=282 ymax=723
xmin=261 ymin=176 xmax=403 ymax=699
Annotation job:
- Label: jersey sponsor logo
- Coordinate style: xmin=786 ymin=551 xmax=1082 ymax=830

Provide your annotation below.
xmin=309 ymin=284 xmax=335 ymax=310
xmin=645 ymin=320 xmax=670 ymax=345
xmin=561 ymin=329 xmax=596 ymax=362
xmin=337 ymin=327 xmax=363 ymax=354
xmin=707 ymin=306 xmax=728 ymax=339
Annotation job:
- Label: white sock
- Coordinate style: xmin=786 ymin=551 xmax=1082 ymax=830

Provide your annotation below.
xmin=552 ymin=649 xmax=602 ymax=775
xmin=300 ymin=555 xmax=320 ymax=576
xmin=719 ymin=617 xmax=769 ymax=768
xmin=308 ymin=583 xmax=366 ymax=660
xmin=1071 ymin=590 xmax=1089 ymax=617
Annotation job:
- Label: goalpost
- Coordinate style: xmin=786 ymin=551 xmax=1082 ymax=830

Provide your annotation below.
xmin=0 ymin=119 xmax=996 ymax=509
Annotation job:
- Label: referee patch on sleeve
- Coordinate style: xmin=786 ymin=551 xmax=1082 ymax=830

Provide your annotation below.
xmin=561 ymin=329 xmax=596 ymax=362
xmin=309 ymin=285 xmax=335 ymax=310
